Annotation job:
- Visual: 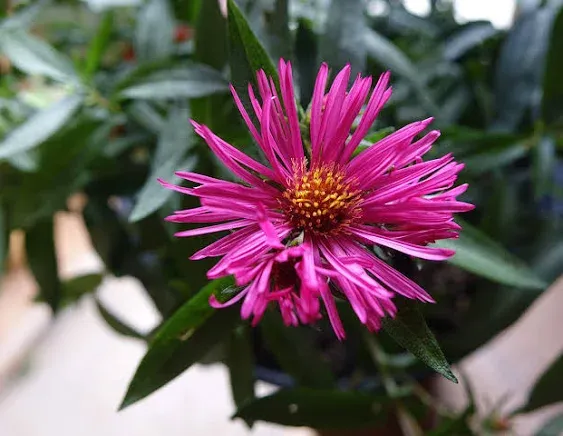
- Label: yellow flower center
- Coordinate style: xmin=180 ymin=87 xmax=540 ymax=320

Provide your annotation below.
xmin=280 ymin=161 xmax=362 ymax=234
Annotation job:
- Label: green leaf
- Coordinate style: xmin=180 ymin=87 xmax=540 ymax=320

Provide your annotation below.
xmin=295 ymin=19 xmax=318 ymax=107
xmin=433 ymin=220 xmax=547 ymax=289
xmin=381 ymin=298 xmax=458 ymax=383
xmin=119 ymin=277 xmax=239 ymax=409
xmin=129 ymin=108 xmax=195 ymax=222
xmin=83 ymin=10 xmax=114 ymax=82
xmin=320 ymin=0 xmax=366 ymax=76
xmin=226 ymin=326 xmax=255 ymax=413
xmin=57 ymin=273 xmax=103 ymax=306
xmin=134 ymin=0 xmax=175 ymax=61
xmin=493 ymin=6 xmax=556 ymax=130
xmin=364 ymin=28 xmax=439 ymax=115
xmin=260 ymin=311 xmax=335 ymax=388
xmin=227 ymin=0 xmax=279 ymax=107
xmin=462 ymin=143 xmax=529 ymax=175
xmin=536 ymin=413 xmax=563 ymax=436
xmin=127 ymin=101 xmax=165 ymax=134
xmin=234 ymin=388 xmax=392 ymax=429
xmin=264 ymin=0 xmax=291 ymax=62
xmin=194 ymin=0 xmax=227 ymax=70
xmin=542 ymin=5 xmax=563 ymax=125
xmin=0 ymin=29 xmax=78 ymax=82
xmin=532 ymin=135 xmax=556 ymax=199
xmin=25 ymin=218 xmax=61 ymax=313
xmin=95 ymin=298 xmax=146 ymax=340
xmin=443 ymin=22 xmax=498 ymax=61
xmin=521 ymin=354 xmax=563 ymax=412
xmin=0 ymin=95 xmax=83 ymax=160
xmin=120 ymin=65 xmax=229 ymax=100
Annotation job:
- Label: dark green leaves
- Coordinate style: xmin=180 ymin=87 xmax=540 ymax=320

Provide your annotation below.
xmin=434 ymin=220 xmax=547 ymax=289
xmin=129 ymin=108 xmax=195 ymax=222
xmin=227 ymin=0 xmax=279 ymax=101
xmin=0 ymin=95 xmax=83 ymax=160
xmin=120 ymin=277 xmax=238 ymax=409
xmin=521 ymin=354 xmax=563 ymax=413
xmin=382 ymin=298 xmax=458 ymax=383
xmin=226 ymin=326 xmax=255 ymax=411
xmin=493 ymin=6 xmax=556 ymax=130
xmin=25 ymin=218 xmax=61 ymax=313
xmin=260 ymin=312 xmax=334 ymax=388
xmin=443 ymin=22 xmax=498 ymax=61
xmin=235 ymin=388 xmax=391 ymax=429
xmin=134 ymin=0 xmax=175 ymax=61
xmin=195 ymin=0 xmax=227 ymax=69
xmin=542 ymin=5 xmax=563 ymax=125
xmin=364 ymin=29 xmax=438 ymax=114
xmin=320 ymin=0 xmax=366 ymax=76
xmin=120 ymin=65 xmax=229 ymax=100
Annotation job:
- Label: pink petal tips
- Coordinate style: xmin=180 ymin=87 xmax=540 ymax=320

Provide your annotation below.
xmin=161 ymin=59 xmax=474 ymax=339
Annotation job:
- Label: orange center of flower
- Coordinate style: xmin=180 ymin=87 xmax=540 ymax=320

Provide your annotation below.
xmin=280 ymin=161 xmax=363 ymax=234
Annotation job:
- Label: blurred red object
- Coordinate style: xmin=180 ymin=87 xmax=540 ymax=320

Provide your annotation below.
xmin=174 ymin=24 xmax=193 ymax=43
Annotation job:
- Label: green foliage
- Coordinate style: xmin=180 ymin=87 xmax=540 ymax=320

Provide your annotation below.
xmin=1 ymin=0 xmax=562 ymax=432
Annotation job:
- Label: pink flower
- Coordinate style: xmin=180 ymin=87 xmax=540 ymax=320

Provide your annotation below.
xmin=160 ymin=60 xmax=474 ymax=339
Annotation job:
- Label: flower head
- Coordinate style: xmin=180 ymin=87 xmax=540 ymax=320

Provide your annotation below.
xmin=160 ymin=59 xmax=474 ymax=339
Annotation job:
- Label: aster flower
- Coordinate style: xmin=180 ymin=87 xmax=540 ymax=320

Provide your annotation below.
xmin=160 ymin=59 xmax=474 ymax=339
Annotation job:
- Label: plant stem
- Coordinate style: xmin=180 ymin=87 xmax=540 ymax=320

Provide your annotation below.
xmin=364 ymin=332 xmax=424 ymax=436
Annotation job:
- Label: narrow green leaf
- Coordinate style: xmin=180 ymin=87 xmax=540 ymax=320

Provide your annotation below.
xmin=195 ymin=0 xmax=227 ymax=70
xmin=95 ymin=298 xmax=146 ymax=340
xmin=535 ymin=413 xmax=563 ymax=436
xmin=444 ymin=22 xmax=498 ymax=61
xmin=542 ymin=5 xmax=563 ymax=125
xmin=134 ymin=0 xmax=175 ymax=61
xmin=364 ymin=28 xmax=439 ymax=115
xmin=60 ymin=274 xmax=103 ymax=305
xmin=0 ymin=29 xmax=78 ymax=82
xmin=434 ymin=220 xmax=547 ymax=289
xmin=493 ymin=6 xmax=556 ymax=130
xmin=226 ymin=326 xmax=256 ymax=413
xmin=120 ymin=65 xmax=228 ymax=100
xmin=521 ymin=354 xmax=563 ymax=412
xmin=320 ymin=0 xmax=366 ymax=76
xmin=83 ymin=10 xmax=114 ymax=81
xmin=532 ymin=136 xmax=556 ymax=199
xmin=381 ymin=298 xmax=458 ymax=383
xmin=119 ymin=277 xmax=238 ymax=409
xmin=0 ymin=95 xmax=83 ymax=160
xmin=260 ymin=311 xmax=335 ymax=388
xmin=264 ymin=0 xmax=291 ymax=62
xmin=227 ymin=0 xmax=279 ymax=105
xmin=295 ymin=19 xmax=317 ymax=107
xmin=129 ymin=108 xmax=195 ymax=222
xmin=234 ymin=388 xmax=392 ymax=429
xmin=463 ymin=143 xmax=529 ymax=175
xmin=25 ymin=218 xmax=61 ymax=313
xmin=127 ymin=101 xmax=164 ymax=134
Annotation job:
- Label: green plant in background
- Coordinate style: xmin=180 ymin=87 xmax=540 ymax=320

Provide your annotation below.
xmin=0 ymin=0 xmax=562 ymax=434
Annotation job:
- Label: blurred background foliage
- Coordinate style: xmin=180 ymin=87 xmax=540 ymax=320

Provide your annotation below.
xmin=0 ymin=0 xmax=562 ymax=433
